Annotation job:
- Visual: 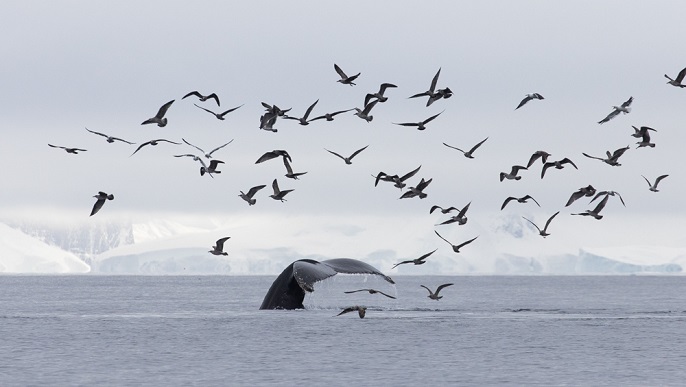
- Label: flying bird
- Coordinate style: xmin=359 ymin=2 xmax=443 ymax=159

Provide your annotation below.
xmin=90 ymin=191 xmax=114 ymax=216
xmin=597 ymin=96 xmax=633 ymax=124
xmin=173 ymin=154 xmax=201 ymax=161
xmin=182 ymin=91 xmax=220 ymax=106
xmin=501 ymin=195 xmax=540 ymax=210
xmin=324 ymin=145 xmax=369 ymax=165
xmin=515 ymin=93 xmax=544 ymax=110
xmin=526 ymin=151 xmax=552 ymax=168
xmin=198 ymin=159 xmax=224 ymax=177
xmin=270 ymin=179 xmax=294 ymax=201
xmin=344 ymin=289 xmax=396 ymax=299
xmin=209 ymin=237 xmax=231 ymax=256
xmin=434 ymin=231 xmax=478 ymax=253
xmin=364 ymin=83 xmax=397 ymax=106
xmin=183 ymin=138 xmax=234 ymax=159
xmin=500 ymin=165 xmax=528 ymax=181
xmin=522 ymin=211 xmax=560 ymax=238
xmin=130 ymin=139 xmax=181 ymax=156
xmin=391 ymin=249 xmax=438 ymax=269
xmin=642 ymin=175 xmax=668 ymax=192
xmin=420 ymin=283 xmax=454 ymax=300
xmin=239 ymin=184 xmax=267 ymax=206
xmin=48 ymin=144 xmax=87 ymax=154
xmin=565 ymin=185 xmax=597 ymax=207
xmin=436 ymin=202 xmax=471 ymax=226
xmin=85 ymin=128 xmax=135 ymax=144
xmin=665 ymin=66 xmax=686 ymax=88
xmin=572 ymin=195 xmax=609 ymax=220
xmin=590 ymin=190 xmax=625 ymax=207
xmin=141 ymin=100 xmax=174 ymax=127
xmin=399 ymin=178 xmax=432 ymax=199
xmin=374 ymin=165 xmax=421 ymax=189
xmin=409 ymin=68 xmax=452 ymax=106
xmin=541 ymin=158 xmax=577 ymax=179
xmin=194 ymin=103 xmax=243 ymax=120
xmin=336 ymin=306 xmax=366 ymax=318
xmin=283 ymin=157 xmax=307 ymax=180
xmin=284 ymin=99 xmax=319 ymax=125
xmin=582 ymin=146 xmax=629 ymax=166
xmin=334 ymin=63 xmax=360 ymax=86
xmin=631 ymin=126 xmax=657 ymax=138
xmin=394 ymin=111 xmax=443 ymax=131
xmin=255 ymin=149 xmax=292 ymax=164
xmin=443 ymin=137 xmax=488 ymax=159
xmin=429 ymin=205 xmax=459 ymax=214
xmin=354 ymin=100 xmax=378 ymax=122
xmin=310 ymin=108 xmax=354 ymax=122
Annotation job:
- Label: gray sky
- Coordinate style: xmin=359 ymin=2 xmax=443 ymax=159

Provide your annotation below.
xmin=2 ymin=1 xmax=685 ymax=265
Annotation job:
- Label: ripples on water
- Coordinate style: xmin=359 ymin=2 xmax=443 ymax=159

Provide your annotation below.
xmin=0 ymin=275 xmax=684 ymax=386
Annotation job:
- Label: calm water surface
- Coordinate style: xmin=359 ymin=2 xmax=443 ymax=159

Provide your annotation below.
xmin=0 ymin=275 xmax=684 ymax=386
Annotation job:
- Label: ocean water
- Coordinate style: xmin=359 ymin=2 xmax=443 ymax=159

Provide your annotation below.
xmin=0 ymin=275 xmax=684 ymax=386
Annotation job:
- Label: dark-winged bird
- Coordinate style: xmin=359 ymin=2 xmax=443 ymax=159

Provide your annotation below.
xmin=130 ymin=139 xmax=181 ymax=156
xmin=365 ymin=83 xmax=397 ymax=105
xmin=182 ymin=91 xmax=220 ymax=106
xmin=572 ymin=195 xmax=609 ymax=220
xmin=283 ymin=157 xmax=307 ymax=180
xmin=434 ymin=231 xmax=478 ymax=253
xmin=239 ymin=185 xmax=267 ymax=206
xmin=48 ymin=144 xmax=87 ymax=154
xmin=344 ymin=289 xmax=396 ymax=299
xmin=183 ymin=138 xmax=233 ymax=159
xmin=194 ymin=103 xmax=243 ymax=120
xmin=334 ymin=63 xmax=360 ymax=86
xmin=374 ymin=165 xmax=421 ymax=189
xmin=409 ymin=68 xmax=452 ymax=107
xmin=642 ymin=175 xmax=669 ymax=192
xmin=522 ymin=211 xmax=560 ymax=237
xmin=598 ymin=96 xmax=633 ymax=124
xmin=85 ymin=128 xmax=135 ymax=144
xmin=443 ymin=137 xmax=488 ymax=159
xmin=515 ymin=93 xmax=544 ymax=110
xmin=198 ymin=159 xmax=224 ymax=177
xmin=325 ymin=145 xmax=369 ymax=165
xmin=309 ymin=108 xmax=354 ymax=122
xmin=501 ymin=195 xmax=540 ymax=210
xmin=354 ymin=100 xmax=378 ymax=122
xmin=394 ymin=111 xmax=443 ymax=131
xmin=565 ymin=185 xmax=597 ymax=207
xmin=582 ymin=146 xmax=629 ymax=166
xmin=391 ymin=249 xmax=438 ymax=269
xmin=541 ymin=158 xmax=577 ymax=178
xmin=270 ymin=179 xmax=293 ymax=201
xmin=209 ymin=237 xmax=230 ymax=256
xmin=399 ymin=178 xmax=432 ymax=199
xmin=284 ymin=99 xmax=319 ymax=125
xmin=336 ymin=306 xmax=366 ymax=318
xmin=141 ymin=100 xmax=174 ymax=127
xmin=665 ymin=67 xmax=686 ymax=87
xmin=255 ymin=149 xmax=292 ymax=164
xmin=500 ymin=165 xmax=528 ymax=181
xmin=526 ymin=151 xmax=552 ymax=168
xmin=90 ymin=191 xmax=114 ymax=216
xmin=420 ymin=283 xmax=454 ymax=300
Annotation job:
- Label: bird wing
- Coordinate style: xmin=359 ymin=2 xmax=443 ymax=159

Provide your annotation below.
xmin=349 ymin=145 xmax=369 ymax=160
xmin=182 ymin=91 xmax=202 ymax=99
xmin=443 ymin=143 xmax=466 ymax=153
xmin=379 ymin=83 xmax=397 ymax=93
xmin=333 ymin=63 xmax=348 ymax=79
xmin=208 ymin=160 xmax=224 ymax=169
xmin=621 ymin=96 xmax=633 ymax=108
xmin=376 ymin=290 xmax=396 ymax=299
xmin=282 ymin=157 xmax=294 ymax=174
xmin=501 ymin=197 xmax=516 ymax=210
xmin=422 ymin=111 xmax=443 ymax=125
xmin=399 ymin=165 xmax=421 ymax=182
xmin=218 ymin=104 xmax=243 ymax=118
xmin=325 ymin=149 xmax=346 ymax=161
xmin=676 ymin=67 xmax=686 ymax=82
xmin=207 ymin=93 xmax=220 ymax=106
xmin=183 ymin=138 xmax=205 ymax=154
xmin=434 ymin=283 xmax=454 ymax=295
xmin=362 ymin=100 xmax=378 ymax=114
xmin=391 ymin=260 xmax=414 ymax=269
xmin=246 ymin=185 xmax=267 ymax=197
xmin=215 ymin=237 xmax=231 ymax=251
xmin=271 ymin=179 xmax=280 ymax=194
xmin=582 ymin=153 xmax=604 ymax=161
xmin=417 ymin=248 xmax=438 ymax=261
xmin=255 ymin=151 xmax=278 ymax=164
xmin=85 ymin=127 xmax=107 ymax=137
xmin=419 ymin=285 xmax=434 ymax=295
xmin=208 ymin=139 xmax=234 ymax=156
xmin=515 ymin=95 xmax=533 ymax=110
xmin=90 ymin=198 xmax=106 ymax=216
xmin=394 ymin=122 xmax=419 ymax=127
xmin=303 ymin=99 xmax=319 ymax=120
xmin=561 ymin=158 xmax=578 ymax=169
xmin=429 ymin=68 xmax=441 ymax=93
xmin=641 ymin=175 xmax=652 ymax=187
xmin=158 ymin=139 xmax=181 ymax=145
xmin=336 ymin=307 xmax=357 ymax=316
xmin=48 ymin=144 xmax=65 ymax=150
xmin=525 ymin=195 xmax=541 ymax=207
xmin=457 ymin=202 xmax=471 ymax=218
xmin=455 ymin=236 xmax=478 ymax=250
xmin=343 ymin=289 xmax=367 ymax=294
xmin=611 ymin=146 xmax=629 ymax=160
xmin=469 ymin=137 xmax=489 ymax=154
xmin=655 ymin=174 xmax=669 ymax=187
xmin=566 ymin=190 xmax=586 ymax=207
xmin=590 ymin=195 xmax=609 ymax=214
xmin=542 ymin=211 xmax=560 ymax=233
xmin=522 ymin=216 xmax=542 ymax=233
xmin=598 ymin=109 xmax=620 ymax=124
xmin=416 ymin=178 xmax=432 ymax=191
xmin=434 ymin=230 xmax=452 ymax=246
xmin=130 ymin=141 xmax=151 ymax=156
xmin=155 ymin=100 xmax=175 ymax=119
xmin=194 ymin=103 xmax=217 ymax=116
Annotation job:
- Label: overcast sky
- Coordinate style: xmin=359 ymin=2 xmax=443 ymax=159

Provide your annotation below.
xmin=2 ymin=1 xmax=685 ymax=263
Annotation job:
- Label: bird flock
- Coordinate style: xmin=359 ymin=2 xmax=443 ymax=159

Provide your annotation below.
xmin=46 ymin=62 xmax=685 ymax=316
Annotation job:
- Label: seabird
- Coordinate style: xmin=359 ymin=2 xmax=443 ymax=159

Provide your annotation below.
xmin=336 ymin=306 xmax=366 ymax=318
xmin=182 ymin=91 xmax=220 ymax=106
xmin=334 ymin=63 xmax=360 ymax=86
xmin=582 ymin=146 xmax=629 ymax=166
xmin=420 ymin=283 xmax=454 ymax=300
xmin=394 ymin=111 xmax=443 ymax=131
xmin=409 ymin=68 xmax=451 ymax=106
xmin=598 ymin=96 xmax=633 ymax=124
xmin=324 ymin=145 xmax=369 ymax=165
xmin=501 ymin=195 xmax=540 ymax=210
xmin=436 ymin=202 xmax=471 ymax=226
xmin=642 ymin=174 xmax=668 ymax=192
xmin=391 ymin=249 xmax=438 ymax=269
xmin=399 ymin=178 xmax=432 ymax=199
xmin=443 ymin=137 xmax=488 ymax=159
xmin=434 ymin=231 xmax=478 ymax=253
xmin=344 ymin=289 xmax=396 ymax=299
xmin=665 ymin=66 xmax=686 ymax=88
xmin=141 ymin=100 xmax=174 ymax=127
xmin=209 ymin=237 xmax=231 ymax=256
xmin=283 ymin=157 xmax=307 ymax=180
xmin=522 ymin=211 xmax=560 ymax=238
xmin=182 ymin=138 xmax=234 ymax=159
xmin=631 ymin=126 xmax=657 ymax=139
xmin=85 ymin=128 xmax=135 ymax=144
xmin=198 ymin=159 xmax=224 ymax=177
xmin=429 ymin=205 xmax=459 ymax=214
xmin=48 ymin=144 xmax=87 ymax=154
xmin=635 ymin=129 xmax=656 ymax=148
xmin=374 ymin=165 xmax=421 ymax=189
xmin=259 ymin=114 xmax=278 ymax=132
xmin=500 ymin=165 xmax=528 ymax=181
xmin=354 ymin=100 xmax=378 ymax=122
xmin=239 ymin=184 xmax=267 ymax=206
xmin=90 ymin=191 xmax=114 ymax=216
xmin=572 ymin=195 xmax=609 ymax=220
xmin=515 ymin=93 xmax=544 ymax=110
xmin=309 ymin=108 xmax=354 ymax=122
xmin=565 ymin=185 xmax=597 ymax=207
xmin=526 ymin=151 xmax=552 ymax=168
xmin=364 ymin=83 xmax=397 ymax=106
xmin=541 ymin=158 xmax=577 ymax=179
xmin=130 ymin=139 xmax=181 ymax=157
xmin=284 ymin=99 xmax=319 ymax=125
xmin=194 ymin=103 xmax=243 ymax=120
xmin=270 ymin=179 xmax=294 ymax=201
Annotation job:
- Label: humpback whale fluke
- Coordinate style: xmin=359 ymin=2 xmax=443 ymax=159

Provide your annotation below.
xmin=260 ymin=258 xmax=394 ymax=310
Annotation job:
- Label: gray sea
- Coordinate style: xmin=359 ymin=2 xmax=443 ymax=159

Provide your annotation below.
xmin=0 ymin=275 xmax=684 ymax=386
